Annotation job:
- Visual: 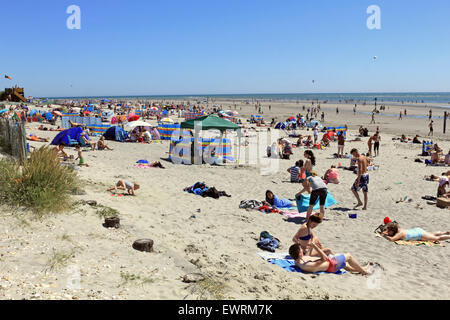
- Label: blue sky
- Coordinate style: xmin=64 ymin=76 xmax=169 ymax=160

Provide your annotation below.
xmin=0 ymin=0 xmax=449 ymax=97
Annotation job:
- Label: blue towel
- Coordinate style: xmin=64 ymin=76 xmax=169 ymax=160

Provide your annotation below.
xmin=272 ymin=195 xmax=295 ymax=209
xmin=296 ymin=192 xmax=337 ymax=213
xmin=268 ymin=258 xmax=345 ymax=275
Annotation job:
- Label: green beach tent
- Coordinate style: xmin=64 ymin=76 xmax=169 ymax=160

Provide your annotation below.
xmin=179 ymin=114 xmax=242 ymax=164
xmin=180 ymin=114 xmax=241 ymax=131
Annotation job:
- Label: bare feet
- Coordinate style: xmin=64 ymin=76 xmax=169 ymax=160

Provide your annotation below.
xmin=354 ymin=202 xmax=363 ymax=209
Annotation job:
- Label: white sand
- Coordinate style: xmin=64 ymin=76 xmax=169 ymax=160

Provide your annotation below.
xmin=0 ymin=100 xmax=449 ymax=300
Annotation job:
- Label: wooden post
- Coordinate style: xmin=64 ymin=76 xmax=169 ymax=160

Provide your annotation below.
xmin=444 ymin=112 xmax=447 ymax=134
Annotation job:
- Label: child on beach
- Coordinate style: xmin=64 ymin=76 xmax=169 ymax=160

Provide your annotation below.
xmin=75 ymin=145 xmax=89 ymax=167
xmin=107 ymin=180 xmax=140 ymax=196
xmin=287 ymin=160 xmax=305 ymax=183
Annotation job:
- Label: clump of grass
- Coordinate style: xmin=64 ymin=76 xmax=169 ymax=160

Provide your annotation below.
xmin=45 ymin=247 xmax=79 ymax=272
xmin=118 ymin=270 xmax=156 ymax=287
xmin=95 ymin=205 xmax=119 ymax=219
xmin=189 ymin=274 xmax=227 ymax=300
xmin=0 ymin=146 xmax=78 ymax=215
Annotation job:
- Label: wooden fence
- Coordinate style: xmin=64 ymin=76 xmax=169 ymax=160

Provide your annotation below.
xmin=0 ymin=119 xmax=27 ymax=162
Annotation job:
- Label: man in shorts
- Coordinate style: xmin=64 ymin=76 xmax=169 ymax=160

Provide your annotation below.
xmin=350 ymin=148 xmax=369 ymax=210
xmin=289 ymin=242 xmax=371 ymax=275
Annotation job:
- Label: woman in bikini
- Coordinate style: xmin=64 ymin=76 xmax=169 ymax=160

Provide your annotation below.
xmin=303 ymin=150 xmax=316 ymax=178
xmin=292 ymin=215 xmax=333 ymax=257
xmin=382 ymin=222 xmax=450 ymax=242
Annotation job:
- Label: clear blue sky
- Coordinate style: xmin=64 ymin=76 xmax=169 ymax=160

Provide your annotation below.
xmin=0 ymin=0 xmax=449 ymax=97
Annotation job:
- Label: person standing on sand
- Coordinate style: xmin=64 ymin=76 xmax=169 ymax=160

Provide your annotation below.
xmin=367 ymin=135 xmax=374 ymax=157
xmin=429 ymin=109 xmax=432 ymax=120
xmin=399 ymin=111 xmax=402 ymax=120
xmin=370 ymin=111 xmax=375 ymax=124
xmin=350 ymin=148 xmax=369 ymax=210
xmin=428 ymin=120 xmax=434 ymax=136
xmin=337 ymin=131 xmax=345 ymax=158
xmin=373 ymin=132 xmax=381 ymax=157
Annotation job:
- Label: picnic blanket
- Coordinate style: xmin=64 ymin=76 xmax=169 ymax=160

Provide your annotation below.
xmin=257 ymin=252 xmax=345 ymax=275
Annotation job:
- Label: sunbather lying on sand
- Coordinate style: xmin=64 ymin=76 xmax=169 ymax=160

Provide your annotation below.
xmin=289 ymin=242 xmax=372 ymax=275
xmin=381 ymin=222 xmax=450 ymax=242
xmin=107 ymin=180 xmax=140 ymax=196
xmin=292 ymin=215 xmax=333 ymax=256
xmin=26 ymin=134 xmax=49 ymax=142
xmin=263 ymin=190 xmax=295 ymax=209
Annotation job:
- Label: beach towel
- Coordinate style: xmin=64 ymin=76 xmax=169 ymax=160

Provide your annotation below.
xmin=375 ymin=233 xmax=444 ymax=247
xmin=279 ymin=210 xmax=308 ymax=219
xmin=295 ymin=192 xmax=337 ymax=213
xmin=394 ymin=240 xmax=444 ymax=247
xmin=257 ymin=252 xmax=345 ymax=275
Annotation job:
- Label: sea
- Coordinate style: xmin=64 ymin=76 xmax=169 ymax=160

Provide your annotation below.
xmin=44 ymin=92 xmax=450 ymax=106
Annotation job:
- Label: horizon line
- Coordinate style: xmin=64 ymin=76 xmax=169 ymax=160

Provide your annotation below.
xmin=39 ymin=91 xmax=450 ymax=99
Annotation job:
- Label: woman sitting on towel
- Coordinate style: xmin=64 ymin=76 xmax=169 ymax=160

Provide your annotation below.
xmin=296 ymin=171 xmax=327 ymax=221
xmin=382 ymin=222 xmax=450 ymax=242
xmin=263 ymin=190 xmax=295 ymax=209
xmin=292 ymin=215 xmax=333 ymax=257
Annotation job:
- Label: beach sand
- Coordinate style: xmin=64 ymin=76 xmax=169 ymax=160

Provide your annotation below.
xmin=0 ymin=100 xmax=449 ymax=300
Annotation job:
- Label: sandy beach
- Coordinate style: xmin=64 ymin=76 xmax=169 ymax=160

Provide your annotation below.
xmin=0 ymin=99 xmax=449 ymax=300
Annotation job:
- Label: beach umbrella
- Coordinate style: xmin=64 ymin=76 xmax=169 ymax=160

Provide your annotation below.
xmin=161 ymin=117 xmax=174 ymax=123
xmin=124 ymin=120 xmax=153 ymax=131
xmin=127 ymin=114 xmax=140 ymax=122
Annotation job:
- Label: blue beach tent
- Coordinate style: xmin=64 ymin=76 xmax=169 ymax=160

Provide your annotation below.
xmin=103 ymin=126 xmax=128 ymax=142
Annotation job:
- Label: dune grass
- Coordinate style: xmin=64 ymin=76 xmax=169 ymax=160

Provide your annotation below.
xmin=0 ymin=146 xmax=78 ymax=215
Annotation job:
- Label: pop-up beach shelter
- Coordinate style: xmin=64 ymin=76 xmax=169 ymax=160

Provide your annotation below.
xmin=51 ymin=127 xmax=89 ymax=146
xmin=180 ymin=114 xmax=242 ymax=164
xmin=103 ymin=126 xmax=128 ymax=142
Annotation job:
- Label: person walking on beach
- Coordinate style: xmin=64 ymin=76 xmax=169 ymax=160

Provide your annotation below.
xmin=75 ymin=145 xmax=89 ymax=167
xmin=428 ymin=120 xmax=434 ymax=136
xmin=370 ymin=112 xmax=375 ymax=124
xmin=350 ymin=148 xmax=369 ymax=210
xmin=429 ymin=109 xmax=432 ymax=120
xmin=399 ymin=111 xmax=402 ymax=120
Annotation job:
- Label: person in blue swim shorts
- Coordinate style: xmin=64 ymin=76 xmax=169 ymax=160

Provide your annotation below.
xmin=350 ymin=148 xmax=369 ymax=210
xmin=382 ymin=222 xmax=450 ymax=242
